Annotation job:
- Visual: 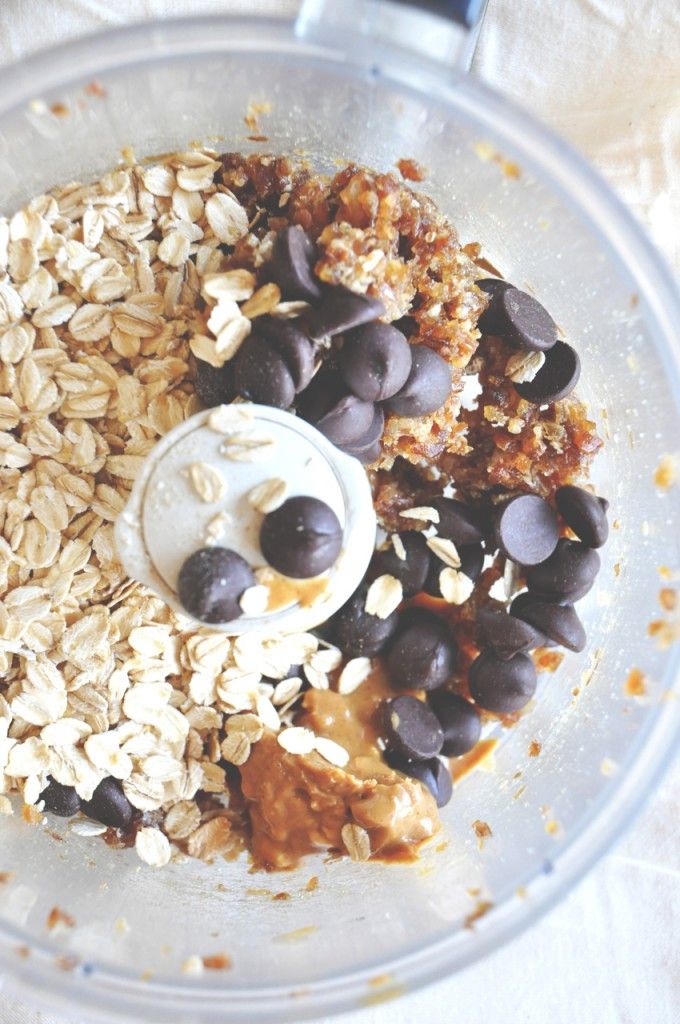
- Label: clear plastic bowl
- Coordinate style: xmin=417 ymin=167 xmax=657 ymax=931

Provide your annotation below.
xmin=1 ymin=13 xmax=679 ymax=1024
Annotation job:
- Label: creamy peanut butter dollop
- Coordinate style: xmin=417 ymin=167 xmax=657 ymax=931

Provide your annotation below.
xmin=239 ymin=667 xmax=438 ymax=870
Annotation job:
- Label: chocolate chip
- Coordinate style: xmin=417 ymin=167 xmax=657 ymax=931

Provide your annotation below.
xmin=258 ymin=318 xmax=316 ymax=393
xmin=330 ymin=584 xmax=399 ymax=656
xmin=477 ymin=606 xmax=543 ymax=660
xmin=339 ymin=406 xmax=384 ymax=463
xmin=306 ymin=288 xmax=385 ymax=341
xmin=514 ymin=340 xmax=580 ymax=405
xmin=384 ymin=695 xmax=444 ymax=760
xmin=178 ymin=547 xmax=255 ymax=623
xmin=525 ymin=538 xmax=600 ymax=601
xmin=468 ymin=649 xmax=537 ymax=713
xmin=424 ymin=542 xmax=484 ymax=596
xmin=270 ymin=225 xmax=322 ymax=301
xmin=500 ymin=289 xmax=558 ymax=352
xmin=512 ymin=597 xmax=586 ymax=652
xmin=495 ymin=494 xmax=559 ymax=566
xmin=431 ymin=497 xmax=486 ymax=547
xmin=372 ymin=531 xmax=430 ymax=597
xmin=81 ymin=777 xmax=135 ymax=830
xmin=314 ymin=395 xmax=375 ymax=446
xmin=429 ymin=692 xmax=481 ymax=756
xmin=40 ymin=778 xmax=81 ymax=817
xmin=385 ymin=345 xmax=451 ymax=418
xmin=297 ymin=366 xmax=345 ymax=424
xmin=341 ymin=437 xmax=382 ymax=465
xmin=386 ymin=751 xmax=453 ymax=807
xmin=339 ymin=322 xmax=412 ymax=401
xmin=233 ymin=335 xmax=295 ymax=409
xmin=477 ymin=277 xmax=514 ymax=334
xmin=555 ymin=485 xmax=609 ymax=548
xmin=194 ymin=358 xmax=234 ymax=408
xmin=387 ymin=612 xmax=457 ymax=691
xmin=260 ymin=496 xmax=342 ymax=579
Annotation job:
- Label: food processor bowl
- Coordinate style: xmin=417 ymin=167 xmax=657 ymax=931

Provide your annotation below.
xmin=0 ymin=9 xmax=679 ymax=1023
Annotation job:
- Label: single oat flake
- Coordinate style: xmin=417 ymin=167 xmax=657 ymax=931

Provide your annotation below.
xmin=185 ymin=462 xmax=226 ymax=503
xmin=247 ymin=478 xmax=289 ymax=514
xmin=341 ymin=823 xmax=371 ymax=862
xmin=364 ymin=575 xmax=403 ymax=619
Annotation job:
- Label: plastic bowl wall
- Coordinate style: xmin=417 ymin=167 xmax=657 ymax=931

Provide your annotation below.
xmin=0 ymin=17 xmax=678 ymax=1024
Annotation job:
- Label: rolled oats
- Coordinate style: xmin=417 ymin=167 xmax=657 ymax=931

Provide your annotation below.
xmin=426 ymin=535 xmax=461 ymax=569
xmin=277 ymin=727 xmax=316 ymax=755
xmin=364 ymin=574 xmax=403 ymax=619
xmin=239 ymin=585 xmax=270 ymax=616
xmin=135 ymin=826 xmax=172 ymax=867
xmin=185 ymin=462 xmax=226 ymax=504
xmin=438 ymin=567 xmax=474 ymax=605
xmin=399 ymin=506 xmax=440 ymax=524
xmin=220 ymin=432 xmax=276 ymax=462
xmin=247 ymin=478 xmax=289 ymax=514
xmin=314 ymin=737 xmax=350 ymax=768
xmin=205 ymin=192 xmax=249 ymax=245
xmin=337 ymin=657 xmax=372 ymax=695
xmin=341 ymin=822 xmax=371 ymax=862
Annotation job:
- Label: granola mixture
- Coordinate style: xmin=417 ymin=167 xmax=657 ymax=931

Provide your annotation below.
xmin=0 ymin=149 xmax=600 ymax=869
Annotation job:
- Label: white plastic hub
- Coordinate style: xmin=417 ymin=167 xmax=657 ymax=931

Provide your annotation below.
xmin=114 ymin=403 xmax=377 ymax=634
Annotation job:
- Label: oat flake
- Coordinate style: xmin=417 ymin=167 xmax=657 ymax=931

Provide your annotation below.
xmin=186 ymin=462 xmax=226 ymax=504
xmin=135 ymin=827 xmax=172 ymax=867
xmin=364 ymin=574 xmax=403 ymax=619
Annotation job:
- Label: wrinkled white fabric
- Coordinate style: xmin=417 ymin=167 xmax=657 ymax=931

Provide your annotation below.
xmin=0 ymin=2 xmax=678 ymax=1023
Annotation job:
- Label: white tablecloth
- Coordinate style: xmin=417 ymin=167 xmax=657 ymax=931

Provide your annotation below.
xmin=0 ymin=1 xmax=678 ymax=1022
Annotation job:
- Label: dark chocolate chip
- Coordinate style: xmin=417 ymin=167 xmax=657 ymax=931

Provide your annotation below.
xmin=194 ymin=358 xmax=235 ymax=408
xmin=260 ymin=496 xmax=342 ymax=579
xmin=423 ymin=542 xmax=484 ymax=597
xmin=330 ymin=584 xmax=399 ymax=657
xmin=339 ymin=322 xmax=412 ymax=401
xmin=341 ymin=438 xmax=382 ymax=465
xmin=477 ymin=606 xmax=544 ymax=660
xmin=232 ymin=335 xmax=295 ymax=409
xmin=468 ymin=649 xmax=537 ymax=713
xmin=514 ymin=340 xmax=580 ymax=405
xmin=477 ymin=277 xmax=515 ymax=334
xmin=296 ymin=366 xmax=345 ymax=424
xmin=512 ymin=598 xmax=586 ymax=652
xmin=495 ymin=494 xmax=559 ymax=566
xmin=431 ymin=497 xmax=486 ymax=547
xmin=40 ymin=779 xmax=81 ymax=817
xmin=339 ymin=406 xmax=384 ymax=463
xmin=258 ymin=318 xmax=316 ymax=393
xmin=372 ymin=531 xmax=430 ymax=598
xmin=270 ymin=225 xmax=322 ymax=301
xmin=387 ymin=613 xmax=457 ymax=691
xmin=525 ymin=538 xmax=600 ymax=601
xmin=306 ymin=287 xmax=385 ymax=341
xmin=81 ymin=777 xmax=135 ymax=830
xmin=385 ymin=751 xmax=453 ymax=808
xmin=500 ymin=289 xmax=558 ymax=352
xmin=429 ymin=692 xmax=481 ymax=756
xmin=384 ymin=345 xmax=451 ymax=418
xmin=555 ymin=484 xmax=609 ymax=548
xmin=178 ymin=547 xmax=255 ymax=623
xmin=314 ymin=394 xmax=375 ymax=446
xmin=384 ymin=695 xmax=444 ymax=760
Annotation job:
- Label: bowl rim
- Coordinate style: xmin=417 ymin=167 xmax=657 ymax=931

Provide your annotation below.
xmin=0 ymin=13 xmax=679 ymax=1023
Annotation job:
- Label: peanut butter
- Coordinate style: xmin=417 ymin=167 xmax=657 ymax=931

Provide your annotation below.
xmin=239 ymin=667 xmax=438 ymax=870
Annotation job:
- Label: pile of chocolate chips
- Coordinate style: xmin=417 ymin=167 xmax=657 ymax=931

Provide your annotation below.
xmin=177 ymin=496 xmax=343 ymax=624
xmin=477 ymin=278 xmax=580 ymax=404
xmin=328 ymin=484 xmax=608 ymax=808
xmin=195 ymin=225 xmax=453 ymax=464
